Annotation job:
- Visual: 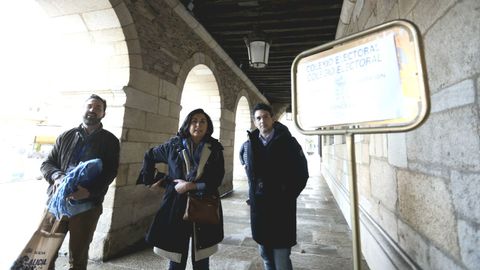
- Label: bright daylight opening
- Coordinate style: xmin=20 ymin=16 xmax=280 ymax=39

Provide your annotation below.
xmin=0 ymin=1 xmax=128 ymax=267
xmin=233 ymin=97 xmax=251 ymax=181
xmin=179 ymin=64 xmax=221 ymax=139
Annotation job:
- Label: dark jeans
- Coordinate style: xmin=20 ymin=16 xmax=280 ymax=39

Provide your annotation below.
xmin=259 ymin=245 xmax=293 ymax=270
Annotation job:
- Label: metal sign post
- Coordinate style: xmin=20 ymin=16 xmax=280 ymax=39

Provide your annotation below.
xmin=291 ymin=20 xmax=430 ymax=270
xmin=346 ymin=133 xmax=361 ymax=270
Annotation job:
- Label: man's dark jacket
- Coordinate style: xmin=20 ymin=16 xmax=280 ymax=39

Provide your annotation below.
xmin=241 ymin=121 xmax=309 ymax=248
xmin=41 ymin=124 xmax=120 ymax=205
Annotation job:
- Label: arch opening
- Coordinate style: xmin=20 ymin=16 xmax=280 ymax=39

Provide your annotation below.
xmin=0 ymin=1 xmax=129 ymax=266
xmin=233 ymin=96 xmax=251 ymax=181
xmin=179 ymin=64 xmax=221 ymax=139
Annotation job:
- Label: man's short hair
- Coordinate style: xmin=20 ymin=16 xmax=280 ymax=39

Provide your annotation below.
xmin=252 ymin=103 xmax=273 ymax=117
xmin=87 ymin=94 xmax=107 ymax=112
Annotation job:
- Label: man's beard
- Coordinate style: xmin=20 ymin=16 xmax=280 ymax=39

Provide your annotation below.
xmin=83 ymin=114 xmax=102 ymax=126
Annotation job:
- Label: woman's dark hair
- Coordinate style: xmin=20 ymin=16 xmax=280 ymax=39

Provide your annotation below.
xmin=178 ymin=108 xmax=214 ymax=139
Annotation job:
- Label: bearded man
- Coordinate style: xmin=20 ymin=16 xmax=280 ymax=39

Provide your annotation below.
xmin=39 ymin=94 xmax=120 ymax=270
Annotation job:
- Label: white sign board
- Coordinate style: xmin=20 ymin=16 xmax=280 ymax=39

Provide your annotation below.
xmin=292 ymin=20 xmax=429 ymax=134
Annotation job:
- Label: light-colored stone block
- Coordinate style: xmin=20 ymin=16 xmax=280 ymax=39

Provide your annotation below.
xmin=340 ymin=0 xmax=355 ymax=24
xmin=408 ymin=161 xmax=450 ymax=180
xmin=96 ymin=207 xmax=113 ymax=234
xmin=357 ymin=163 xmax=371 ymax=198
xmin=424 ymin=0 xmax=480 ymax=91
xmin=429 ymin=245 xmax=463 ymax=270
xmin=113 ymin=163 xmax=129 ymax=187
xmin=169 ymin=102 xmax=182 ymax=119
xmin=356 ymin=141 xmax=370 ymax=165
xmin=385 ymin=2 xmax=399 ymax=21
xmin=145 ymin=113 xmax=179 ymax=134
xmin=123 ymin=107 xmax=146 ymax=129
xmin=355 ymin=0 xmax=376 ymax=29
xmin=411 ymin=0 xmax=456 ymax=34
xmin=128 ymin=69 xmax=160 ymax=96
xmin=370 ymin=158 xmax=397 ymax=211
xmin=377 ymin=203 xmax=399 ymax=242
xmin=407 ymin=106 xmax=480 ymax=171
xmin=127 ymin=129 xmax=170 ymax=144
xmin=127 ymin=163 xmax=143 ymax=185
xmin=431 ymin=79 xmax=475 ymax=113
xmin=121 ymin=24 xmax=139 ymax=40
xmin=124 ymin=86 xmax=158 ymax=113
xmin=113 ymin=2 xmax=134 ymax=26
xmin=398 ymin=170 xmax=460 ymax=258
xmin=387 ymin=132 xmax=408 ymax=168
xmin=157 ymin=98 xmax=170 ymax=116
xmin=399 ymin=0 xmax=418 ymax=17
xmin=457 ymin=219 xmax=480 ymax=269
xmin=126 ymin=39 xmax=142 ymax=54
xmin=369 ymin=134 xmax=387 ymax=158
xmin=478 ymin=76 xmax=480 ymax=110
xmin=163 ymin=80 xmax=180 ymax=102
xmin=451 ymin=171 xmax=480 ymax=223
xmin=91 ymin=28 xmax=125 ymax=42
xmin=375 ymin=0 xmax=396 ymax=22
xmin=398 ymin=219 xmax=429 ymax=269
xmin=35 ymin=0 xmax=108 ymax=16
xmin=120 ymin=141 xmax=149 ymax=163
xmin=113 ymin=40 xmax=129 ymax=55
xmin=83 ymin=8 xmax=121 ymax=30
xmin=128 ymin=54 xmax=142 ymax=69
xmin=222 ymin=109 xmax=235 ymax=122
xmin=89 ymin=231 xmax=107 ymax=260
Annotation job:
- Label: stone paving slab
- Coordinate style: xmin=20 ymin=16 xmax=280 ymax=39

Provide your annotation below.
xmin=55 ymin=176 xmax=370 ymax=270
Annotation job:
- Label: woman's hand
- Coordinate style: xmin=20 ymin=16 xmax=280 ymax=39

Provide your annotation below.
xmin=174 ymin=179 xmax=196 ymax=194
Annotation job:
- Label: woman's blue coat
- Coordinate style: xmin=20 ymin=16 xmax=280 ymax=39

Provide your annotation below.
xmin=139 ymin=136 xmax=225 ymax=253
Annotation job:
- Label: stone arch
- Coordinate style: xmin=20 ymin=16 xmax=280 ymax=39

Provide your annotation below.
xmin=0 ymin=0 xmax=135 ymax=264
xmin=175 ymin=52 xmax=240 ymax=195
xmin=176 ymin=53 xmax=223 ymax=138
xmin=29 ymin=0 xmax=133 ymax=136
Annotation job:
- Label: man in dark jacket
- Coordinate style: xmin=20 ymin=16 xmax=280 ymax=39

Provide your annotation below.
xmin=39 ymin=94 xmax=120 ymax=270
xmin=241 ymin=103 xmax=309 ymax=270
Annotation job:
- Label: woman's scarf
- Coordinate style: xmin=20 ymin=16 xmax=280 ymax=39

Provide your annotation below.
xmin=181 ymin=138 xmax=205 ymax=181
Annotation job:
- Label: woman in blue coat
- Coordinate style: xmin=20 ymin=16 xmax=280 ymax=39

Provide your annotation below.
xmin=138 ymin=108 xmax=224 ymax=270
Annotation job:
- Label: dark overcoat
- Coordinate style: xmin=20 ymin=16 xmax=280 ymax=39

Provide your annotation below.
xmin=241 ymin=122 xmax=309 ymax=248
xmin=139 ymin=136 xmax=224 ymax=256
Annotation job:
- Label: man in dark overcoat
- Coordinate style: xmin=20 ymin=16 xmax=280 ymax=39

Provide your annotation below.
xmin=240 ymin=103 xmax=309 ymax=270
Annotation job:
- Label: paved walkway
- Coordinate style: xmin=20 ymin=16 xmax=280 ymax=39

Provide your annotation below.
xmin=54 ymin=170 xmax=370 ymax=270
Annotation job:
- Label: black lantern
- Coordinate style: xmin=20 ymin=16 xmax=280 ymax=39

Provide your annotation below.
xmin=244 ymin=26 xmax=270 ymax=68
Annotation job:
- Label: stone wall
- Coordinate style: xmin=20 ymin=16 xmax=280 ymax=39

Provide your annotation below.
xmin=99 ymin=0 xmax=268 ymax=259
xmin=322 ymin=0 xmax=480 ymax=269
xmin=36 ymin=0 xmax=268 ymax=261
